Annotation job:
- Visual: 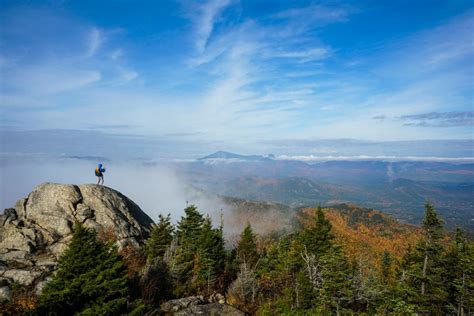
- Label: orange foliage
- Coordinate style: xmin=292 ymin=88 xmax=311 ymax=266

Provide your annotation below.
xmin=0 ymin=286 xmax=38 ymax=314
xmin=300 ymin=207 xmax=422 ymax=268
xmin=119 ymin=245 xmax=147 ymax=278
xmin=97 ymin=226 xmax=117 ymax=244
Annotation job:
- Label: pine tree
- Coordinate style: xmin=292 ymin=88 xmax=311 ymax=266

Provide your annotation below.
xmin=37 ymin=224 xmax=129 ymax=315
xmin=145 ymin=213 xmax=174 ymax=261
xmin=237 ymin=224 xmax=259 ymax=268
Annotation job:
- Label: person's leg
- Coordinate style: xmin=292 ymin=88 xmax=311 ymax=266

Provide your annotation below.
xmin=97 ymin=176 xmax=100 ymax=185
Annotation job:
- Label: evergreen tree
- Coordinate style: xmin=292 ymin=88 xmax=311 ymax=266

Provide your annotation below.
xmin=176 ymin=204 xmax=205 ymax=248
xmin=301 ymin=206 xmax=334 ymax=256
xmin=405 ymin=202 xmax=447 ymax=313
xmin=194 ymin=216 xmax=226 ymax=294
xmin=317 ymin=246 xmax=353 ymax=315
xmin=145 ymin=213 xmax=174 ymax=261
xmin=237 ymin=224 xmax=259 ymax=268
xmin=381 ymin=250 xmax=393 ymax=285
xmin=172 ymin=205 xmax=228 ymax=295
xmin=298 ymin=207 xmax=354 ymax=313
xmin=173 ymin=204 xmax=205 ymax=294
xmin=37 ymin=224 xmax=129 ymax=315
xmin=444 ymin=228 xmax=474 ymax=315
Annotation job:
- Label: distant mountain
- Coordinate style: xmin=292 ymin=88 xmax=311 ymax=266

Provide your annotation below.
xmin=188 ymin=172 xmax=473 ymax=232
xmin=198 ymin=151 xmax=274 ymax=161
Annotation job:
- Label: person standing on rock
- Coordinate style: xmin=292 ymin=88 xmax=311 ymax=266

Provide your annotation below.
xmin=95 ymin=163 xmax=106 ymax=185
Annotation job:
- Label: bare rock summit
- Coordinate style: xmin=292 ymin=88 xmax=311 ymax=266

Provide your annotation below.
xmin=0 ymin=183 xmax=153 ymax=301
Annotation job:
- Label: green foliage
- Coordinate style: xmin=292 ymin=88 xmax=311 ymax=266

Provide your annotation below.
xmin=37 ymin=223 xmax=129 ymax=315
xmin=301 ymin=206 xmax=334 ymax=256
xmin=31 ymin=202 xmax=473 ymax=315
xmin=172 ymin=205 xmax=227 ymax=296
xmin=173 ymin=205 xmax=205 ymax=293
xmin=194 ymin=216 xmax=226 ymax=293
xmin=317 ymin=246 xmax=353 ymax=313
xmin=237 ymin=224 xmax=259 ymax=267
xmin=145 ymin=213 xmax=174 ymax=261
xmin=391 ymin=202 xmax=450 ymax=314
xmin=381 ymin=250 xmax=393 ymax=285
xmin=444 ymin=228 xmax=474 ymax=315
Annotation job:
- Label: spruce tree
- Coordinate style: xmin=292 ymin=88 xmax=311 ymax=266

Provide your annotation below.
xmin=405 ymin=202 xmax=447 ymax=313
xmin=194 ymin=216 xmax=226 ymax=293
xmin=37 ymin=224 xmax=129 ymax=315
xmin=145 ymin=213 xmax=174 ymax=261
xmin=301 ymin=206 xmax=334 ymax=256
xmin=444 ymin=228 xmax=474 ymax=315
xmin=177 ymin=205 xmax=205 ymax=241
xmin=381 ymin=250 xmax=393 ymax=285
xmin=237 ymin=224 xmax=259 ymax=268
xmin=174 ymin=204 xmax=205 ymax=281
xmin=317 ymin=246 xmax=352 ymax=314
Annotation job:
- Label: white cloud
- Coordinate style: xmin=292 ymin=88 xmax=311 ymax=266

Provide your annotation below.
xmin=267 ymin=47 xmax=330 ymax=62
xmin=4 ymin=65 xmax=101 ymax=96
xmin=273 ymin=4 xmax=349 ymax=22
xmin=0 ymin=9 xmax=140 ymax=106
xmin=193 ymin=0 xmax=233 ymax=52
xmin=119 ymin=69 xmax=139 ymax=82
xmin=110 ymin=49 xmax=123 ymax=60
xmin=85 ymin=28 xmax=102 ymax=58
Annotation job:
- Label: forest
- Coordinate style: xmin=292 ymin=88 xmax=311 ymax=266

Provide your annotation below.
xmin=3 ymin=203 xmax=473 ymax=315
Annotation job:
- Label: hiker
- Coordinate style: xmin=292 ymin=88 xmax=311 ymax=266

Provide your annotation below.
xmin=95 ymin=163 xmax=106 ymax=185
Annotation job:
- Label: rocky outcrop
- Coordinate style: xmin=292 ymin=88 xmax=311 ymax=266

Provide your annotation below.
xmin=160 ymin=295 xmax=244 ymax=315
xmin=0 ymin=183 xmax=154 ymax=301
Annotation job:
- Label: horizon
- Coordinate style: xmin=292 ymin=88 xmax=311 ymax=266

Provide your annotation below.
xmin=1 ymin=128 xmax=474 ymax=161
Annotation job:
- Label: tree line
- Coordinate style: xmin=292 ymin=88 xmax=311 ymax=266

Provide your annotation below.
xmin=10 ymin=203 xmax=472 ymax=315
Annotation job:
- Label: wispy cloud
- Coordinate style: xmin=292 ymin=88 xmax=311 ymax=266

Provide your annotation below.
xmin=4 ymin=65 xmax=101 ymax=96
xmin=399 ymin=111 xmax=474 ymax=127
xmin=273 ymin=4 xmax=349 ymax=24
xmin=1 ymin=1 xmax=472 ymax=143
xmin=85 ymin=27 xmax=102 ymax=58
xmin=372 ymin=115 xmax=387 ymax=121
xmin=266 ymin=47 xmax=330 ymax=62
xmin=192 ymin=0 xmax=233 ymax=52
xmin=0 ymin=7 xmax=138 ymax=105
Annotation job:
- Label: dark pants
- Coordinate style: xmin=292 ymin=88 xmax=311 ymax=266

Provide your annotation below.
xmin=97 ymin=175 xmax=104 ymax=185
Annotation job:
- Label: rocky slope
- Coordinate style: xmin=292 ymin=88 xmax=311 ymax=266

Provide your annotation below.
xmin=0 ymin=183 xmax=154 ymax=300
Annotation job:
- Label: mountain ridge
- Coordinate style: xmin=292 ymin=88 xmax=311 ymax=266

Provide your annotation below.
xmin=199 ymin=151 xmax=274 ymax=161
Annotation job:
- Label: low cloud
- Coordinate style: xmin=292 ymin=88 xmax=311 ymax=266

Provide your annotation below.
xmin=0 ymin=156 xmax=286 ymax=237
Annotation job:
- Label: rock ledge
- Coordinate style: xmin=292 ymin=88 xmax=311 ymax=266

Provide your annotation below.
xmin=0 ymin=183 xmax=153 ymax=300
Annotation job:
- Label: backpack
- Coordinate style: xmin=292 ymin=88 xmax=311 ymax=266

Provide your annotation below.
xmin=95 ymin=167 xmax=101 ymax=176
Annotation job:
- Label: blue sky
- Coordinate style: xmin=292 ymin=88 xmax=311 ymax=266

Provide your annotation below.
xmin=1 ymin=0 xmax=473 ymax=144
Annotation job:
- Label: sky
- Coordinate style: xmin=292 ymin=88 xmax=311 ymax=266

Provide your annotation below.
xmin=0 ymin=0 xmax=473 ymax=146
